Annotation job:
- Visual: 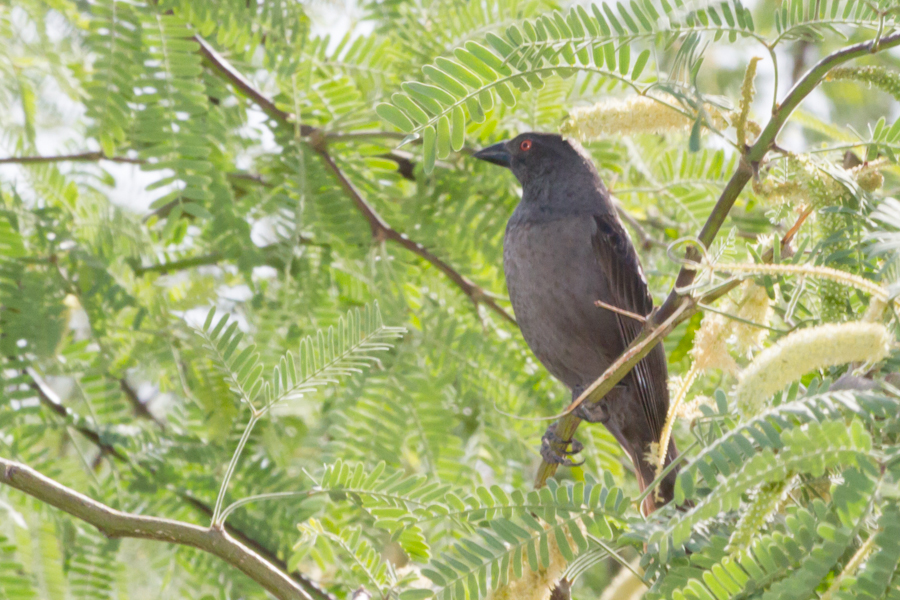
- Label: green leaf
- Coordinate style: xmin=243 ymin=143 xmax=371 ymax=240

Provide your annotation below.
xmin=375 ymin=103 xmax=415 ymax=132
xmin=450 ymin=105 xmax=465 ymax=151
xmin=464 ymin=41 xmax=512 ymax=76
xmin=403 ymin=81 xmax=457 ymax=106
xmin=392 ymin=93 xmax=431 ymax=125
xmin=454 ymin=48 xmax=499 ymax=82
xmin=399 ymin=591 xmax=434 ymax=600
xmin=618 ymin=43 xmax=631 ymax=75
xmin=632 ymin=49 xmax=650 ymax=79
xmin=437 ymin=115 xmax=452 ymax=159
xmin=423 ymin=65 xmax=469 ymax=97
xmin=423 ymin=125 xmax=436 ymax=172
xmin=495 ymin=82 xmax=516 ymax=107
xmin=435 ymin=57 xmax=484 ymax=88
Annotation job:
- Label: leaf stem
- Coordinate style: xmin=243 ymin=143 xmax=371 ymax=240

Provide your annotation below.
xmin=212 ymin=414 xmax=261 ymax=526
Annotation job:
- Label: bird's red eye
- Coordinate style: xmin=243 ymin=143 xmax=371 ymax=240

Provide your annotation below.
xmin=520 ymin=139 xmax=532 ymax=151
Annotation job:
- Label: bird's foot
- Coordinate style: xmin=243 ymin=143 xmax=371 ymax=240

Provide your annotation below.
xmin=541 ymin=423 xmax=584 ymax=466
xmin=573 ymin=400 xmax=609 ymax=424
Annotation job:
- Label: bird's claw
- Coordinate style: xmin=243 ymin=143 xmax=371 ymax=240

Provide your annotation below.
xmin=541 ymin=423 xmax=584 ymax=466
xmin=573 ymin=402 xmax=605 ymax=423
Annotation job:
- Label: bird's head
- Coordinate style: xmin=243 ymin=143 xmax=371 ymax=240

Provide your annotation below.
xmin=472 ymin=132 xmax=596 ymax=186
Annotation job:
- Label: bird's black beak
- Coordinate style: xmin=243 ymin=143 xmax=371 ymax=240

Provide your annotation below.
xmin=473 ymin=141 xmax=511 ymax=168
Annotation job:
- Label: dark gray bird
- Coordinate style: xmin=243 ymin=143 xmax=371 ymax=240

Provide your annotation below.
xmin=474 ymin=132 xmax=678 ymax=511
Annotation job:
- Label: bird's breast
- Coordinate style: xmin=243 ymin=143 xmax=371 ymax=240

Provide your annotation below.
xmin=503 ymin=217 xmax=622 ymax=389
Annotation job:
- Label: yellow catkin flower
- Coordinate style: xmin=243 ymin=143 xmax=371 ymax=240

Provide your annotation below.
xmin=754 ymin=179 xmax=807 ymax=205
xmin=736 ymin=56 xmax=762 ymax=147
xmin=487 ymin=521 xmax=574 ymax=600
xmin=691 ymin=313 xmax=738 ymax=373
xmin=560 ymin=96 xmax=727 ymax=140
xmin=826 ymin=66 xmax=900 ymax=101
xmin=656 ymin=364 xmax=700 ymax=480
xmin=733 ymin=281 xmax=773 ymax=353
xmin=726 ymin=476 xmax=797 ymax=554
xmin=864 ymin=297 xmax=888 ymax=323
xmin=856 ymin=169 xmax=884 ymax=193
xmin=735 ymin=322 xmax=892 ymax=416
xmin=757 ymin=155 xmax=884 ymax=207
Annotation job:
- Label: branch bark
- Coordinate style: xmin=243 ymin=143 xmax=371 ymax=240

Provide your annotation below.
xmin=24 ymin=368 xmax=333 ymax=600
xmin=193 ymin=35 xmax=516 ymax=325
xmin=0 ymin=151 xmax=144 ymax=165
xmin=536 ymin=31 xmax=900 ymax=489
xmin=0 ymin=457 xmax=312 ymax=600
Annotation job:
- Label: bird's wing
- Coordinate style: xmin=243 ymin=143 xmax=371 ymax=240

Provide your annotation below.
xmin=590 ymin=212 xmax=668 ymax=442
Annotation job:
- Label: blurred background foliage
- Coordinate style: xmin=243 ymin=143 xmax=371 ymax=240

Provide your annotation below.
xmin=0 ymin=0 xmax=899 ymax=599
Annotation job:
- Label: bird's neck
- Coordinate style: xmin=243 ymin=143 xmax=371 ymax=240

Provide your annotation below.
xmin=514 ymin=174 xmax=614 ymax=223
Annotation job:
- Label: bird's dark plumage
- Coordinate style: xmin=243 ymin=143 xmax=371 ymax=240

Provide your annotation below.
xmin=474 ymin=133 xmax=678 ymax=512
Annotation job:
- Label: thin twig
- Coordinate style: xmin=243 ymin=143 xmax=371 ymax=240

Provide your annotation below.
xmin=130 ymin=239 xmax=329 ymax=276
xmin=0 ymin=457 xmax=312 ymax=600
xmin=28 ymin=368 xmax=128 ymax=462
xmin=594 ymin=299 xmax=647 ymax=323
xmin=195 ymin=36 xmax=303 ymax=130
xmin=132 ymin=252 xmax=224 ymax=275
xmin=0 ymin=152 xmax=271 ymax=190
xmin=195 ymin=35 xmax=516 ymax=325
xmin=118 ymin=377 xmax=167 ymax=429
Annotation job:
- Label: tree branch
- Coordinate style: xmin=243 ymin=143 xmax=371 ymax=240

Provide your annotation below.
xmin=24 ymin=368 xmax=333 ymax=600
xmin=0 ymin=457 xmax=312 ymax=600
xmin=118 ymin=377 xmax=167 ymax=429
xmin=316 ymin=148 xmax=517 ymax=325
xmin=654 ymin=30 xmax=900 ymax=324
xmin=195 ymin=37 xmax=305 ymax=131
xmin=194 ymin=35 xmax=516 ymax=325
xmin=177 ymin=491 xmax=336 ymax=600
xmin=0 ymin=151 xmax=144 ymax=165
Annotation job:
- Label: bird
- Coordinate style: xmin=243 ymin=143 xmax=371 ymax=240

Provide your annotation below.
xmin=473 ymin=132 xmax=678 ymax=512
